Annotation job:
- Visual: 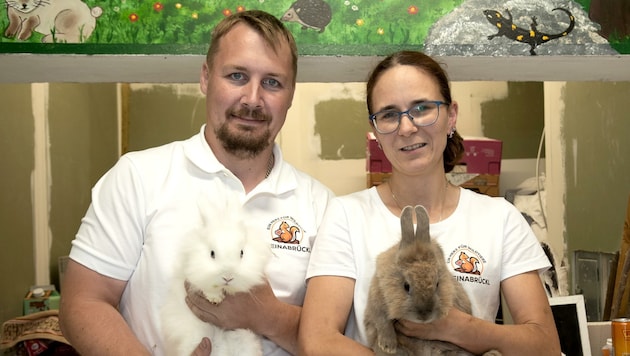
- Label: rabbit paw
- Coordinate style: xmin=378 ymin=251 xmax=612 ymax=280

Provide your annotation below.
xmin=203 ymin=290 xmax=225 ymax=304
xmin=376 ymin=337 xmax=398 ymax=354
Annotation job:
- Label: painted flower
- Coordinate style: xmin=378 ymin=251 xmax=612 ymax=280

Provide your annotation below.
xmin=344 ymin=0 xmax=350 ymax=5
xmin=355 ymin=18 xmax=364 ymax=26
xmin=377 ymin=28 xmax=384 ymax=35
xmin=91 ymin=6 xmax=103 ymax=17
xmin=175 ymin=3 xmax=182 ymax=9
xmin=192 ymin=12 xmax=198 ymax=19
xmin=222 ymin=8 xmax=232 ymax=16
xmin=236 ymin=5 xmax=245 ymax=12
xmin=129 ymin=13 xmax=138 ymax=22
xmin=407 ymin=5 xmax=418 ymax=15
xmin=352 ymin=5 xmax=358 ymax=11
xmin=153 ymin=2 xmax=163 ymax=12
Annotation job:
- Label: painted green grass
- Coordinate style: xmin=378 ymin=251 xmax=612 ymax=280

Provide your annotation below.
xmin=0 ymin=0 xmax=461 ymax=48
xmin=0 ymin=0 xmax=627 ymax=55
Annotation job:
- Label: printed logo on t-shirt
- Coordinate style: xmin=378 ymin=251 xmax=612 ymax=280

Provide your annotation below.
xmin=447 ymin=246 xmax=491 ymax=286
xmin=266 ymin=216 xmax=311 ymax=253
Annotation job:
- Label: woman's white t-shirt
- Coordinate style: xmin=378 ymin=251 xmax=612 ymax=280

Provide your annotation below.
xmin=306 ymin=187 xmax=550 ymax=345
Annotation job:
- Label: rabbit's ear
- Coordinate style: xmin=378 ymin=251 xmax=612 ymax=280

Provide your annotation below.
xmin=414 ymin=205 xmax=430 ymax=243
xmin=400 ymin=205 xmax=416 ymax=249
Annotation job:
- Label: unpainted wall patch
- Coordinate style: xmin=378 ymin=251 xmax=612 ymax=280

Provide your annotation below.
xmin=480 ymin=82 xmax=545 ymax=159
xmin=314 ymin=98 xmax=370 ymax=160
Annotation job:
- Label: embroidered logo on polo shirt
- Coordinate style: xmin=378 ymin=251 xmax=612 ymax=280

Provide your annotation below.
xmin=267 ymin=216 xmax=311 ymax=253
xmin=447 ymin=245 xmax=491 ymax=286
xmin=272 ymin=219 xmax=301 ymax=244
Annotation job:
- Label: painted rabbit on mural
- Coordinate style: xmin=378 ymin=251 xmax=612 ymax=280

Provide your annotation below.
xmin=4 ymin=0 xmax=102 ymax=42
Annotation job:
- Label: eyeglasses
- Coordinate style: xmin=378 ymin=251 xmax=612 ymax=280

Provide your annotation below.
xmin=369 ymin=101 xmax=449 ymax=134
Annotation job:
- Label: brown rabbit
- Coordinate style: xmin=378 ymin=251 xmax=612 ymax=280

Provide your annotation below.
xmin=364 ymin=205 xmax=501 ymax=356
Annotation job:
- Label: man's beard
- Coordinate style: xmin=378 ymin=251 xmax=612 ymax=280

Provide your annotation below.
xmin=216 ymin=108 xmax=272 ymax=159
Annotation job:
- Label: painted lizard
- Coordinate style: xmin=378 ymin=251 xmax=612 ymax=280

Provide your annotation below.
xmin=483 ymin=8 xmax=575 ymax=55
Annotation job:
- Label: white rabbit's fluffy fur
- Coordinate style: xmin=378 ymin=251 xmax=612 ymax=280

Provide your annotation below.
xmin=364 ymin=205 xmax=501 ymax=356
xmin=161 ymin=196 xmax=272 ymax=356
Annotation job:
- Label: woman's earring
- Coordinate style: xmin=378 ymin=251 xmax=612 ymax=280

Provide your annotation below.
xmin=448 ymin=128 xmax=456 ymax=139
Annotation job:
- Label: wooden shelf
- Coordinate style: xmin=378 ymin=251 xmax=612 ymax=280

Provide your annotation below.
xmin=0 ymin=54 xmax=629 ymax=83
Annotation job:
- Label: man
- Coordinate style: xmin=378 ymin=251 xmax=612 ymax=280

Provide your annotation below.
xmin=59 ymin=10 xmax=333 ymax=355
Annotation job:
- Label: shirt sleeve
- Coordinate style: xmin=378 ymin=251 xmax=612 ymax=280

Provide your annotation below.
xmin=69 ymin=155 xmax=147 ymax=281
xmin=500 ymin=200 xmax=551 ymax=281
xmin=306 ymin=197 xmax=358 ymax=281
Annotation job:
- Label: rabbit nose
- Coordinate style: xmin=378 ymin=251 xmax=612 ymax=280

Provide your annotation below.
xmin=223 ymin=276 xmax=233 ymax=284
xmin=415 ymin=304 xmax=434 ymax=318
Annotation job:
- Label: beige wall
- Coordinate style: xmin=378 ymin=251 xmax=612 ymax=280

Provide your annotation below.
xmin=2 ymin=80 xmax=627 ymax=325
xmin=564 ymin=82 xmax=630 ymax=255
xmin=47 ymin=83 xmax=119 ymax=290
xmin=1 ymin=84 xmax=36 ymax=323
xmin=544 ymin=81 xmax=630 ymax=298
xmin=0 ymin=83 xmax=118 ymax=323
xmin=282 ymin=82 xmax=545 ymax=196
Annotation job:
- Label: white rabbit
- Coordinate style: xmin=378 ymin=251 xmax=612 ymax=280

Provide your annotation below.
xmin=161 ymin=194 xmax=272 ymax=356
xmin=364 ymin=205 xmax=501 ymax=356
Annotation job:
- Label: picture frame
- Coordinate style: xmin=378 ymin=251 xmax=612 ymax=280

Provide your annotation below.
xmin=549 ymin=295 xmax=592 ymax=356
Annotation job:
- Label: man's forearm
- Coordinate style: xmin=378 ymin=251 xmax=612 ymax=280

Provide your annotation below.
xmin=60 ymin=302 xmax=150 ymax=356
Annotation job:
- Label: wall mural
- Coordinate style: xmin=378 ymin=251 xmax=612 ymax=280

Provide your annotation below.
xmin=1 ymin=0 xmax=628 ymax=55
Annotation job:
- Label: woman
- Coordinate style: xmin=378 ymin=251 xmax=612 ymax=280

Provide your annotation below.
xmin=298 ymin=51 xmax=560 ymax=355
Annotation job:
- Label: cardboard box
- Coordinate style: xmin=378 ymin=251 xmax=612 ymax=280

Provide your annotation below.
xmin=366 ymin=132 xmax=392 ymax=173
xmin=366 ymin=133 xmax=501 ymax=196
xmin=367 ymin=172 xmax=392 ymax=187
xmin=370 ymin=171 xmax=499 ymax=196
xmin=367 ymin=134 xmax=502 ymax=175
xmin=460 ymin=137 xmax=502 ymax=174
xmin=447 ymin=172 xmax=500 ymax=197
xmin=23 ymin=285 xmax=60 ymax=315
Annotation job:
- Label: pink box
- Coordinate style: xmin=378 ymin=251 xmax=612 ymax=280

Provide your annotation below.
xmin=366 ymin=134 xmax=502 ymax=175
xmin=460 ymin=137 xmax=502 ymax=174
xmin=366 ymin=132 xmax=392 ymax=173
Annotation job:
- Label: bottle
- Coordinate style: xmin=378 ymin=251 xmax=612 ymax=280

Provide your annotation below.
xmin=602 ymin=337 xmax=613 ymax=356
xmin=32 ymin=287 xmax=45 ymax=298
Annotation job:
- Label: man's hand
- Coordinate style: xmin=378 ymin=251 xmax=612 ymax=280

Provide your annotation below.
xmin=184 ymin=279 xmax=301 ymax=354
xmin=190 ymin=337 xmax=212 ymax=356
xmin=184 ymin=280 xmax=277 ymax=332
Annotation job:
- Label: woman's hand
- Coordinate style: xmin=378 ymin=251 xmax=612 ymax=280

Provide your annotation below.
xmin=395 ymin=307 xmax=468 ymax=343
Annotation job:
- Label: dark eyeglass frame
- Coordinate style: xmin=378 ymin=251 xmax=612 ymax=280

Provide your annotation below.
xmin=369 ymin=100 xmax=450 ymax=134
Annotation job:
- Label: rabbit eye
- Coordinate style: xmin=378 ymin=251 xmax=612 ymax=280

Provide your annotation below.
xmin=404 ymin=282 xmax=410 ymax=293
xmin=240 ymin=250 xmax=244 ymax=258
xmin=210 ymin=250 xmax=215 ymax=259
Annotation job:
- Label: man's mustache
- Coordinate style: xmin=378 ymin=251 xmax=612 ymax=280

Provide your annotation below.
xmin=230 ymin=108 xmax=270 ymax=121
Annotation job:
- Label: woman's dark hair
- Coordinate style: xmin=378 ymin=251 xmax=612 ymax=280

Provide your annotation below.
xmin=366 ymin=51 xmax=464 ymax=173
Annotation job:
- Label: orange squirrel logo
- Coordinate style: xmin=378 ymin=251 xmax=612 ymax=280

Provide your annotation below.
xmin=454 ymin=251 xmax=481 ymax=275
xmin=273 ymin=221 xmax=301 ymax=244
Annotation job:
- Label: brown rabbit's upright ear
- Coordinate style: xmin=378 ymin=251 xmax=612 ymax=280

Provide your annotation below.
xmin=414 ymin=205 xmax=430 ymax=244
xmin=400 ymin=205 xmax=415 ymax=249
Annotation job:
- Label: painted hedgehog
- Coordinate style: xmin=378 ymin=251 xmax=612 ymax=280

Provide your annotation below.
xmin=281 ymin=0 xmax=332 ymax=33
